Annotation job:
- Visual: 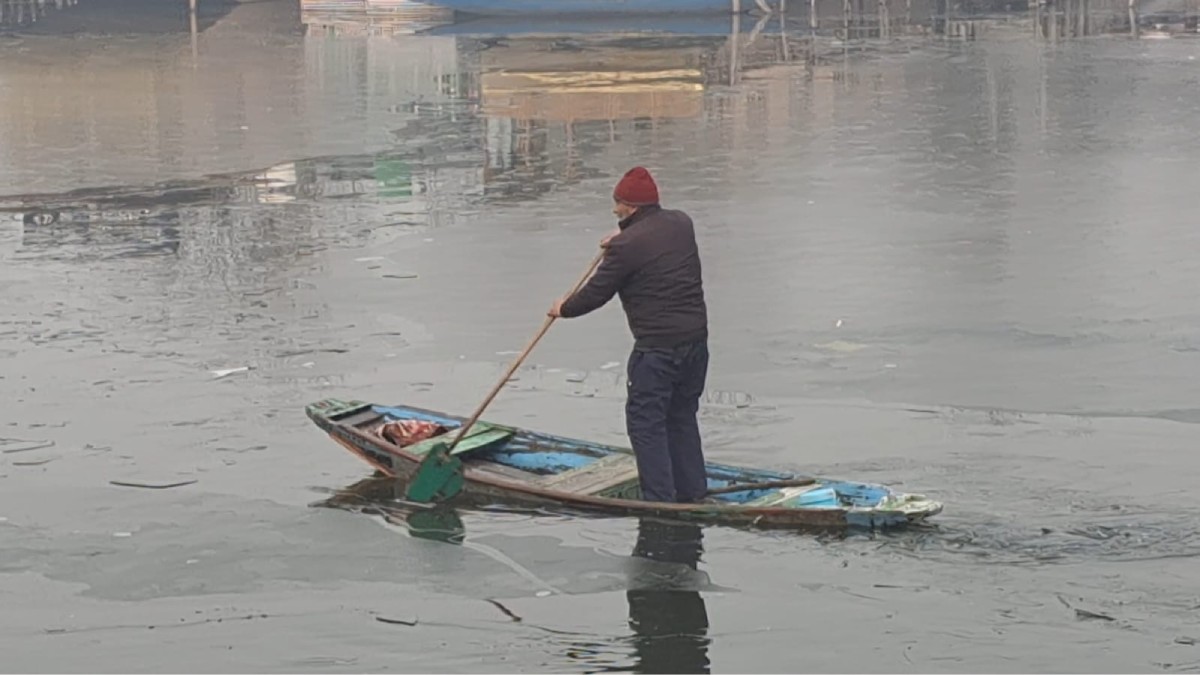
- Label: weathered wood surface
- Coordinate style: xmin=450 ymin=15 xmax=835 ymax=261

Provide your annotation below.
xmin=469 ymin=462 xmax=538 ymax=482
xmin=538 ymin=453 xmax=640 ymax=495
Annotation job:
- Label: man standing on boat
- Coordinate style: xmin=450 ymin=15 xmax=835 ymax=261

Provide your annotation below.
xmin=548 ymin=167 xmax=709 ymax=504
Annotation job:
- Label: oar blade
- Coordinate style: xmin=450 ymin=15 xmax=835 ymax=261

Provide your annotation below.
xmin=405 ymin=442 xmax=466 ymax=504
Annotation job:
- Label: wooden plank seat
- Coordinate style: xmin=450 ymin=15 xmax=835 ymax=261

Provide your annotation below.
xmin=538 ymin=452 xmax=641 ymax=496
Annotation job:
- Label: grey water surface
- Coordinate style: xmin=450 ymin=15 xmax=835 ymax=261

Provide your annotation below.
xmin=3 ymin=0 xmax=1200 ymax=671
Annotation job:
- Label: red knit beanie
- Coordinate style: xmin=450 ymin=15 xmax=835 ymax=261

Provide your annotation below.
xmin=613 ymin=166 xmax=659 ymax=206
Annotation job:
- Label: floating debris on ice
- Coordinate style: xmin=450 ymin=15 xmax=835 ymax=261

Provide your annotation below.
xmin=210 ymin=367 xmax=251 ymax=379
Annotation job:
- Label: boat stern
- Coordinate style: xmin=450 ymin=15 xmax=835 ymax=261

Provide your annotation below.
xmin=847 ymin=491 xmax=944 ymax=529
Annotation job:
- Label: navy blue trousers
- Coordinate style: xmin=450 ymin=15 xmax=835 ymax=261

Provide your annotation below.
xmin=625 ymin=339 xmax=709 ymax=503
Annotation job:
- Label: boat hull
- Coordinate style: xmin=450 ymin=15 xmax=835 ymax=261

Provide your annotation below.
xmin=307 ymin=398 xmax=943 ymax=531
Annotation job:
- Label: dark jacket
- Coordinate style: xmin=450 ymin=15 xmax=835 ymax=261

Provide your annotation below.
xmin=560 ymin=204 xmax=708 ymax=349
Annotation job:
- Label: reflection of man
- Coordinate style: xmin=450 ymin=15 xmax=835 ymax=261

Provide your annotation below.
xmin=626 ymin=518 xmax=711 ymax=674
xmin=549 ymin=166 xmax=710 ymax=504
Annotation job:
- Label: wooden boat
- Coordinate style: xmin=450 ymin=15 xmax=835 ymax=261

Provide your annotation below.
xmin=307 ymin=398 xmax=943 ymax=530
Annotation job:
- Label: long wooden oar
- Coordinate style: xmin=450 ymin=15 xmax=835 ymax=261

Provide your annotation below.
xmin=447 ymin=248 xmax=605 ymax=452
xmin=405 ymin=249 xmax=606 ymax=503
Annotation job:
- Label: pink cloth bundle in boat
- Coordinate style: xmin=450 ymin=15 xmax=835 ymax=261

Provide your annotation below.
xmin=379 ymin=419 xmax=449 ymax=447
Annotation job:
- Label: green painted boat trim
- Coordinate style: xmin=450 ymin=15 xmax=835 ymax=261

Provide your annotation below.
xmin=309 ymin=398 xmax=373 ymax=420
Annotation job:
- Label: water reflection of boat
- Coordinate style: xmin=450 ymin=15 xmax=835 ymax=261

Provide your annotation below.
xmin=321 ymin=477 xmax=714 ymax=673
xmin=467 ymin=29 xmax=732 ymax=195
xmin=300 ymin=0 xmax=453 ymax=35
xmin=464 ymin=16 xmax=800 ymax=123
xmin=477 ymin=35 xmax=713 ymax=121
xmin=320 ymin=476 xmax=470 ymax=542
xmin=430 ymin=0 xmax=740 ymax=18
xmin=423 ymin=13 xmax=762 ymax=34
